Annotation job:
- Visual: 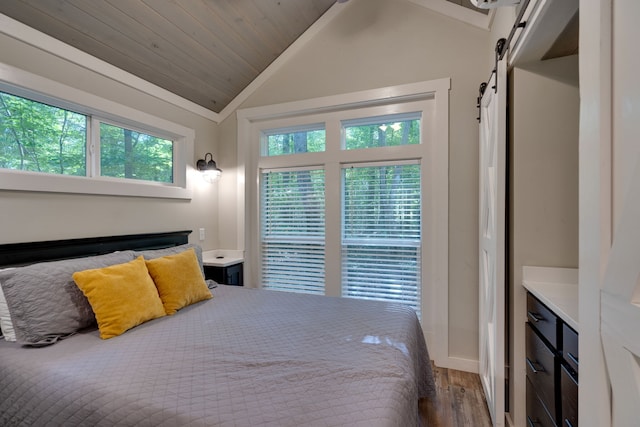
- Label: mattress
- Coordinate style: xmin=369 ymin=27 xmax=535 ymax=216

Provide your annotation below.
xmin=0 ymin=285 xmax=434 ymax=426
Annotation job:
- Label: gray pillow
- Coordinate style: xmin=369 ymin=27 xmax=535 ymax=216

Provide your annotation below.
xmin=0 ymin=269 xmax=17 ymax=341
xmin=134 ymin=244 xmax=204 ymax=274
xmin=0 ymin=251 xmax=135 ymax=346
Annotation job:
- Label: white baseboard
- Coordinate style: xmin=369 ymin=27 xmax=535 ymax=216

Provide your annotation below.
xmin=436 ymin=356 xmax=479 ymax=374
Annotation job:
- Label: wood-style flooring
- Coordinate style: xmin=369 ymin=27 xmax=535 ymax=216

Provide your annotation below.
xmin=419 ymin=365 xmax=492 ymax=427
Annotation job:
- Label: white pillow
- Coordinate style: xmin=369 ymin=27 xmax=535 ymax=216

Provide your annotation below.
xmin=0 ymin=268 xmax=17 ymax=342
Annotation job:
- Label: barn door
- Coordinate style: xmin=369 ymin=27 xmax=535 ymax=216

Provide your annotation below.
xmin=478 ymin=56 xmax=506 ymax=427
xmin=599 ymin=1 xmax=640 ymax=425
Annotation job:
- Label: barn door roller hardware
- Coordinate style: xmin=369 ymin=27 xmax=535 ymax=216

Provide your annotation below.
xmin=477 ymin=38 xmax=505 ymax=123
xmin=477 ymin=82 xmax=488 ymax=123
xmin=476 ymin=0 xmax=531 ymax=122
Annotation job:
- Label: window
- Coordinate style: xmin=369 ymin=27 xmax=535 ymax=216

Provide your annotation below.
xmin=342 ymin=163 xmax=421 ymax=314
xmin=261 ymin=168 xmax=325 ymax=294
xmin=0 ymin=67 xmax=193 ymax=199
xmin=99 ymin=122 xmax=173 ymax=183
xmin=0 ymin=90 xmax=175 ymax=184
xmin=262 ymin=124 xmax=325 ymax=156
xmin=343 ymin=112 xmax=421 ymax=150
xmin=253 ymin=105 xmax=429 ymax=316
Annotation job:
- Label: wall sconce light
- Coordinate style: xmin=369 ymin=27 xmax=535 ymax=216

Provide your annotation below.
xmin=196 ymin=153 xmax=222 ymax=183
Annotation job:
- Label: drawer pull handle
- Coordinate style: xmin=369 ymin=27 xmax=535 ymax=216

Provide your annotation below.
xmin=567 ymin=352 xmax=579 ymax=366
xmin=526 ymin=357 xmax=545 ymax=374
xmin=527 ymin=311 xmax=544 ymax=323
xmin=527 ymin=415 xmax=539 ymax=427
xmin=564 ymin=419 xmax=575 ymax=427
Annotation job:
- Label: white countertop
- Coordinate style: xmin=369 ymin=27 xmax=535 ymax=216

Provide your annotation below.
xmin=522 ymin=266 xmax=579 ymax=332
xmin=202 ymin=250 xmax=244 ymax=267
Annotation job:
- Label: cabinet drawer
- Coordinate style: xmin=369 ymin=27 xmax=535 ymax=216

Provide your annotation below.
xmin=526 ymin=323 xmax=557 ymax=421
xmin=561 ymin=364 xmax=578 ymax=427
xmin=562 ymin=323 xmax=579 ymax=374
xmin=526 ymin=377 xmax=556 ymax=427
xmin=527 ymin=293 xmax=558 ymax=347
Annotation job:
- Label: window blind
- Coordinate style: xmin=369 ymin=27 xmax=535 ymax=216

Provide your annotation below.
xmin=260 ymin=169 xmax=325 ymax=294
xmin=342 ymin=164 xmax=421 ymax=315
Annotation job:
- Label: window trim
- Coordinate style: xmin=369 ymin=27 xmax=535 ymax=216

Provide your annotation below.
xmin=238 ymin=78 xmax=450 ymax=366
xmin=0 ymin=62 xmax=194 ymax=199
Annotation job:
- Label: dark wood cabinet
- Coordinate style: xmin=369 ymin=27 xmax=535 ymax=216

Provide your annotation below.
xmin=526 ymin=292 xmax=578 ymax=426
xmin=204 ymin=262 xmax=243 ymax=286
xmin=526 ymin=323 xmax=557 ymax=421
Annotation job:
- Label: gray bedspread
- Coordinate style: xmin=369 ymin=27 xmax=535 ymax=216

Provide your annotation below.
xmin=0 ymin=285 xmax=434 ymax=426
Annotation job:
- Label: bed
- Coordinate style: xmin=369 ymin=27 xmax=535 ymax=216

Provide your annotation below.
xmin=0 ymin=231 xmax=434 ymax=426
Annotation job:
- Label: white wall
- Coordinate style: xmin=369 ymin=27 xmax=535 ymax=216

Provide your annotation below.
xmin=0 ymin=32 xmax=220 ymax=248
xmin=219 ymin=0 xmax=491 ymax=363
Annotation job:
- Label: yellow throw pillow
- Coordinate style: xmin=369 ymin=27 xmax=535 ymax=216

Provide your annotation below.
xmin=145 ymin=248 xmax=212 ymax=315
xmin=72 ymin=256 xmax=165 ymax=339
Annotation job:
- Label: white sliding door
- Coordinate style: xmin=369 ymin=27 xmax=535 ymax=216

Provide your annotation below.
xmin=478 ymin=59 xmax=506 ymax=427
xmin=581 ymin=1 xmax=640 ymax=425
xmin=601 ymin=3 xmax=640 ymax=425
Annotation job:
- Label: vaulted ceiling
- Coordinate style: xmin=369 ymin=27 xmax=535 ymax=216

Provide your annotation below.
xmin=0 ymin=0 xmax=488 ymax=114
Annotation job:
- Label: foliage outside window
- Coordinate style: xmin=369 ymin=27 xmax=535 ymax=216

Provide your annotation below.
xmin=100 ymin=123 xmax=173 ymax=183
xmin=0 ymin=91 xmax=174 ymax=184
xmin=343 ymin=113 xmax=421 ymax=150
xmin=263 ymin=125 xmax=325 ymax=156
xmin=0 ymin=91 xmax=87 ymax=176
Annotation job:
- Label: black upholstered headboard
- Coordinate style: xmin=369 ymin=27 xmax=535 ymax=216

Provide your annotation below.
xmin=0 ymin=231 xmax=191 ymax=268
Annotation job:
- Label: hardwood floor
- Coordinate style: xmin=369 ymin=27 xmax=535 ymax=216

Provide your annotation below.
xmin=419 ymin=365 xmax=492 ymax=427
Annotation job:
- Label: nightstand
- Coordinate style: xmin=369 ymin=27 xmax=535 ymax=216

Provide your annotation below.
xmin=202 ymin=250 xmax=244 ymax=286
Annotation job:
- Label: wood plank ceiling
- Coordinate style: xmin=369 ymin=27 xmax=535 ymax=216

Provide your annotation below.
xmin=0 ymin=0 xmax=488 ymax=114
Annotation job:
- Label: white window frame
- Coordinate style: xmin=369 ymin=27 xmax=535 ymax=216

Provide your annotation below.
xmin=237 ymin=79 xmax=450 ymax=365
xmin=0 ymin=62 xmax=193 ymax=199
